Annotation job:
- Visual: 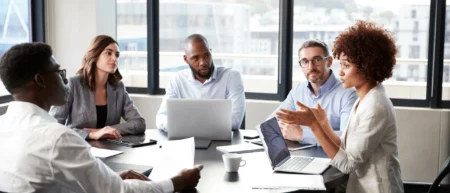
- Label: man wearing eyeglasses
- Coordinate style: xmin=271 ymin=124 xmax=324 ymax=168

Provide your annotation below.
xmin=268 ymin=40 xmax=357 ymax=145
xmin=0 ymin=43 xmax=201 ymax=193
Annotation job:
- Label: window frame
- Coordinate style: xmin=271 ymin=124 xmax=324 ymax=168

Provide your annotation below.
xmin=0 ymin=0 xmax=46 ymax=104
xmin=123 ymin=0 xmax=450 ymax=108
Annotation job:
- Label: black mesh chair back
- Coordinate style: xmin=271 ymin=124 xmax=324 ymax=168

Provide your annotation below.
xmin=428 ymin=156 xmax=450 ymax=193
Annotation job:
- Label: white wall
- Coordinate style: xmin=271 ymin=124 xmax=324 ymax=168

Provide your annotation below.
xmin=46 ymin=0 xmax=116 ymax=77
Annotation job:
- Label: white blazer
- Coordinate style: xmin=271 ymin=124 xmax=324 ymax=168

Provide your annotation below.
xmin=330 ymin=84 xmax=404 ymax=193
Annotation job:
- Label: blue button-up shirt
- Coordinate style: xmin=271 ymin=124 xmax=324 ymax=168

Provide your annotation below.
xmin=268 ymin=71 xmax=357 ymax=145
xmin=156 ymin=66 xmax=246 ymax=131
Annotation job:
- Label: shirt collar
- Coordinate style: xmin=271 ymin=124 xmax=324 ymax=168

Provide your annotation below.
xmin=210 ymin=66 xmax=218 ymax=80
xmin=306 ymin=69 xmax=338 ymax=95
xmin=187 ymin=70 xmax=195 ymax=82
xmin=6 ymin=101 xmax=57 ymax=122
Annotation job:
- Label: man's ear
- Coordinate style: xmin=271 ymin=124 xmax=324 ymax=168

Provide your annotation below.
xmin=34 ymin=74 xmax=46 ymax=89
xmin=327 ymin=57 xmax=333 ymax=68
xmin=183 ymin=55 xmax=188 ymax=64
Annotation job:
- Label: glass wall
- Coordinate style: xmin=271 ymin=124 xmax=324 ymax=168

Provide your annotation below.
xmin=116 ymin=0 xmax=148 ymax=88
xmin=442 ymin=6 xmax=450 ymax=100
xmin=292 ymin=0 xmax=430 ymax=99
xmin=0 ymin=0 xmax=31 ymax=96
xmin=158 ymin=0 xmax=280 ymax=93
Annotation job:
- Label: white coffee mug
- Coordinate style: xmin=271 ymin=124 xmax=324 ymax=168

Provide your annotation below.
xmin=222 ymin=153 xmax=246 ymax=172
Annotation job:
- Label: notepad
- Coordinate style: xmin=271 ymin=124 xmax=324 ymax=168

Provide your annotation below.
xmin=216 ymin=143 xmax=264 ymax=154
xmin=150 ymin=137 xmax=195 ymax=181
xmin=90 ymin=147 xmax=123 ymax=159
xmin=251 ymin=173 xmax=326 ymax=190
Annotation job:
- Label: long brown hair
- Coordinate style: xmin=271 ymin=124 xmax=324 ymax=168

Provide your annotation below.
xmin=77 ymin=35 xmax=123 ymax=90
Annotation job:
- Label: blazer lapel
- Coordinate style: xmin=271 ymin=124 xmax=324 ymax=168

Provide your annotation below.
xmin=106 ymin=83 xmax=117 ymax=126
xmin=86 ymin=86 xmax=97 ymax=127
xmin=342 ymin=98 xmax=359 ymax=148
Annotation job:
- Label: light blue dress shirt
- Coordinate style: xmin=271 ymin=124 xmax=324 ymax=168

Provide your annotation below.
xmin=268 ymin=71 xmax=357 ymax=145
xmin=156 ymin=66 xmax=246 ymax=131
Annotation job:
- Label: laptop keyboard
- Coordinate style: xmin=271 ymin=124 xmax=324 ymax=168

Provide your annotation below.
xmin=279 ymin=156 xmax=314 ymax=172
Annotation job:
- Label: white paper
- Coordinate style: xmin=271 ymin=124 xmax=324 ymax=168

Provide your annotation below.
xmin=150 ymin=137 xmax=195 ymax=181
xmin=240 ymin=129 xmax=259 ymax=138
xmin=90 ymin=147 xmax=123 ymax=159
xmin=216 ymin=143 xmax=263 ymax=153
xmin=251 ymin=173 xmax=326 ymax=190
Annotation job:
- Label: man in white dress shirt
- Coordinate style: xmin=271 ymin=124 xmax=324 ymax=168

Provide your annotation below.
xmin=0 ymin=43 xmax=201 ymax=193
xmin=156 ymin=34 xmax=246 ymax=131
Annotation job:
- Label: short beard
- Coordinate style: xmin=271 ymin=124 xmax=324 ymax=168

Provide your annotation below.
xmin=189 ymin=62 xmax=215 ymax=79
xmin=307 ymin=69 xmax=322 ymax=83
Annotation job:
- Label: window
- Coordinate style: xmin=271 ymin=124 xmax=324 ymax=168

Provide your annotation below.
xmin=292 ymin=1 xmax=430 ymax=100
xmin=116 ymin=0 xmax=148 ymax=88
xmin=0 ymin=0 xmax=32 ymax=96
xmin=414 ymin=21 xmax=419 ymax=31
xmin=158 ymin=0 xmax=279 ymax=94
xmin=408 ymin=45 xmax=420 ymax=59
xmin=413 ymin=21 xmax=419 ymax=41
xmin=443 ymin=6 xmax=450 ymax=101
xmin=116 ymin=0 xmax=450 ymax=107
xmin=407 ymin=65 xmax=420 ymax=81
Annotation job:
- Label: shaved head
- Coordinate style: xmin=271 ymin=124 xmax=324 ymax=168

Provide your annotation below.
xmin=183 ymin=34 xmax=214 ymax=82
xmin=184 ymin=34 xmax=210 ymax=52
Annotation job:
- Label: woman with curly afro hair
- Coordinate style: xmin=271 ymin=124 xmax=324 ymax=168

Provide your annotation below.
xmin=276 ymin=20 xmax=403 ymax=193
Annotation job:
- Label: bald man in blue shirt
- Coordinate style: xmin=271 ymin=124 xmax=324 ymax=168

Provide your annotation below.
xmin=268 ymin=40 xmax=357 ymax=145
xmin=156 ymin=34 xmax=246 ymax=131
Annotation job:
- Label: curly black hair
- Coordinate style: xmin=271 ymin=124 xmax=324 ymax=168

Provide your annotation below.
xmin=0 ymin=42 xmax=52 ymax=93
xmin=333 ymin=20 xmax=397 ymax=83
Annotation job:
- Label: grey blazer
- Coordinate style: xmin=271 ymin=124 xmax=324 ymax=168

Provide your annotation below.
xmin=49 ymin=75 xmax=146 ymax=139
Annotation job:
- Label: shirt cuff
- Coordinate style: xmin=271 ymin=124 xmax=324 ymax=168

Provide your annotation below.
xmin=330 ymin=147 xmax=346 ymax=169
xmin=153 ymin=179 xmax=174 ymax=193
xmin=156 ymin=119 xmax=167 ymax=131
xmin=300 ymin=127 xmax=318 ymax=145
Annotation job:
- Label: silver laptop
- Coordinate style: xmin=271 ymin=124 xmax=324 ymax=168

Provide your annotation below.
xmin=166 ymin=99 xmax=232 ymax=141
xmin=257 ymin=117 xmax=330 ymax=174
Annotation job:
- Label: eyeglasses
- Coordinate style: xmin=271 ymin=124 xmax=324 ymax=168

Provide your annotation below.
xmin=298 ymin=56 xmax=330 ymax=68
xmin=45 ymin=69 xmax=66 ymax=80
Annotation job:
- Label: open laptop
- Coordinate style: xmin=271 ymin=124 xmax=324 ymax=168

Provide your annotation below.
xmin=166 ymin=99 xmax=232 ymax=141
xmin=257 ymin=117 xmax=330 ymax=175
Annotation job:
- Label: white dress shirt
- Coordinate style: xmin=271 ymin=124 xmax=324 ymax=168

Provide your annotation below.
xmin=156 ymin=66 xmax=246 ymax=131
xmin=0 ymin=101 xmax=173 ymax=193
xmin=330 ymin=84 xmax=404 ymax=193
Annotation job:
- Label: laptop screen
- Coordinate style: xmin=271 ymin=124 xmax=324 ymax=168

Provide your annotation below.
xmin=260 ymin=117 xmax=290 ymax=169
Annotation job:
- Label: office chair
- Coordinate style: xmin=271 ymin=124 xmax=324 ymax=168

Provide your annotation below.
xmin=427 ymin=156 xmax=450 ymax=193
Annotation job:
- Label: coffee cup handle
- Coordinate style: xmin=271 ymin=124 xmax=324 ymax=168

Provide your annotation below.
xmin=240 ymin=160 xmax=246 ymax=167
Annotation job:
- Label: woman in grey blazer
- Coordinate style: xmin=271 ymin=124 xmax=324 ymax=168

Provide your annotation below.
xmin=50 ymin=35 xmax=146 ymax=140
xmin=277 ymin=21 xmax=403 ymax=193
